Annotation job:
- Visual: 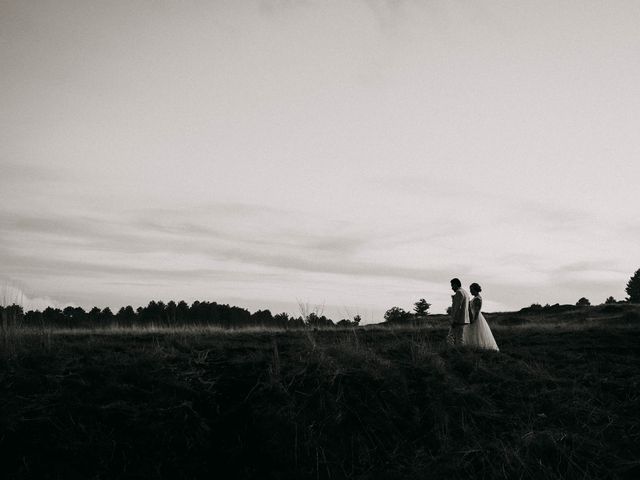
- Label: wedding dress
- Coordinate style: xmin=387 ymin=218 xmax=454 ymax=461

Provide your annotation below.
xmin=464 ymin=295 xmax=499 ymax=351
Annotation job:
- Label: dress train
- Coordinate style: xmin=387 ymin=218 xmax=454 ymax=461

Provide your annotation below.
xmin=464 ymin=311 xmax=499 ymax=351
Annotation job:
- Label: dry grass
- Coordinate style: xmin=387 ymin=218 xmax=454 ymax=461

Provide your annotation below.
xmin=1 ymin=315 xmax=639 ymax=479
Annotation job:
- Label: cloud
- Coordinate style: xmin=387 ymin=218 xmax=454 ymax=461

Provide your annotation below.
xmin=3 ymin=188 xmax=636 ymax=316
xmin=3 ymin=196 xmax=632 ymax=308
xmin=0 ymin=205 xmax=449 ymax=284
xmin=0 ymin=279 xmax=68 ymax=310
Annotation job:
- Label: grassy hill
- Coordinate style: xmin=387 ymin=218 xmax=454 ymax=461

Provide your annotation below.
xmin=1 ymin=305 xmax=639 ymax=479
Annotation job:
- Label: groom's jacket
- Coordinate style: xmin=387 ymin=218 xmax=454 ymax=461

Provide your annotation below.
xmin=450 ymin=288 xmax=471 ymax=325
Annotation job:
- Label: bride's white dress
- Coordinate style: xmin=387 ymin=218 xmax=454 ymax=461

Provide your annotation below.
xmin=464 ymin=295 xmax=499 ymax=351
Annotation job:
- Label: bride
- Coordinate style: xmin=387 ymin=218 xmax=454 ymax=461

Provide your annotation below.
xmin=464 ymin=283 xmax=499 ymax=351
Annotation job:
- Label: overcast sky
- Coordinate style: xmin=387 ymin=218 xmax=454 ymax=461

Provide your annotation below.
xmin=2 ymin=1 xmax=639 ymax=321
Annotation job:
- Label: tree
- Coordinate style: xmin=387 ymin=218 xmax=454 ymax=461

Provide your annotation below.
xmin=88 ymin=306 xmax=102 ymax=322
xmin=62 ymin=306 xmax=76 ymax=320
xmin=273 ymin=312 xmax=290 ymax=328
xmin=604 ymin=296 xmax=617 ymax=305
xmin=166 ymin=300 xmax=177 ymax=324
xmin=336 ymin=314 xmax=361 ymax=327
xmin=43 ymin=307 xmax=63 ymax=325
xmin=24 ymin=309 xmax=43 ymax=327
xmin=176 ymin=301 xmax=190 ymax=324
xmin=307 ymin=312 xmax=334 ymax=328
xmin=288 ymin=316 xmax=305 ymax=328
xmin=1 ymin=304 xmax=24 ymax=329
xmin=101 ymin=307 xmax=114 ymax=323
xmin=626 ymin=269 xmax=640 ymax=303
xmin=251 ymin=309 xmax=273 ymax=326
xmin=116 ymin=306 xmax=136 ymax=325
xmin=139 ymin=300 xmax=164 ymax=324
xmin=384 ymin=307 xmax=411 ymax=323
xmin=576 ymin=297 xmax=591 ymax=307
xmin=413 ymin=299 xmax=431 ymax=317
xmin=62 ymin=306 xmax=87 ymax=324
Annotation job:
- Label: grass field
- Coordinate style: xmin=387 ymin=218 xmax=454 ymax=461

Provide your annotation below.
xmin=1 ymin=307 xmax=639 ymax=479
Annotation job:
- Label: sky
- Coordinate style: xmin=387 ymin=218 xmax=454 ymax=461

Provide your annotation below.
xmin=2 ymin=1 xmax=640 ymax=322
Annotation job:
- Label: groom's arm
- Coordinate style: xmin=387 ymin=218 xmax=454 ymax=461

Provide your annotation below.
xmin=450 ymin=291 xmax=461 ymax=323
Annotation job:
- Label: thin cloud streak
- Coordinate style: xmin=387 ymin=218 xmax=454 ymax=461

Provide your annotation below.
xmin=0 ymin=208 xmax=448 ymax=282
xmin=2 ymin=199 xmax=636 ymax=316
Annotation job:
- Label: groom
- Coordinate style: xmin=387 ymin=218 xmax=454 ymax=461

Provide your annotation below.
xmin=447 ymin=278 xmax=470 ymax=346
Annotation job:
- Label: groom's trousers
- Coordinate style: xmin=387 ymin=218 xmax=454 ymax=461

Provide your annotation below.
xmin=446 ymin=324 xmax=466 ymax=346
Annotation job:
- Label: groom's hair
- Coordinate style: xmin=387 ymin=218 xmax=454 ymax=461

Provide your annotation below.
xmin=450 ymin=278 xmax=462 ymax=288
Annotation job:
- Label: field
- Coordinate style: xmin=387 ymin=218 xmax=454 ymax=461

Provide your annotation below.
xmin=1 ymin=306 xmax=639 ymax=479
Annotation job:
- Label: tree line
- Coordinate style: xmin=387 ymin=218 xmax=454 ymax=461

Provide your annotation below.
xmin=2 ymin=269 xmax=639 ymax=329
xmin=0 ymin=300 xmax=363 ymax=330
xmin=527 ymin=268 xmax=640 ymax=310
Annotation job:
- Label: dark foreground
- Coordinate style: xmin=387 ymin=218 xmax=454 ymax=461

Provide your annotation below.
xmin=1 ymin=323 xmax=639 ymax=479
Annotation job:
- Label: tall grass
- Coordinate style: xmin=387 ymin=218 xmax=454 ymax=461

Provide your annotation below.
xmin=2 ymin=314 xmax=639 ymax=478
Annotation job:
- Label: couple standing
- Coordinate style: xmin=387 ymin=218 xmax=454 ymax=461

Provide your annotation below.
xmin=447 ymin=278 xmax=499 ymax=351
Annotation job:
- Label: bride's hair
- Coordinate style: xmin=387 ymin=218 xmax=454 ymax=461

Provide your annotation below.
xmin=470 ymin=282 xmax=482 ymax=293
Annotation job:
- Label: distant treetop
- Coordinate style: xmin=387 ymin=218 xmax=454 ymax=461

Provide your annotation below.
xmin=576 ymin=297 xmax=591 ymax=307
xmin=413 ymin=298 xmax=431 ymax=317
xmin=626 ymin=269 xmax=640 ymax=303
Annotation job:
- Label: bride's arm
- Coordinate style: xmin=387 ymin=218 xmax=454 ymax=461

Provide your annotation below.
xmin=472 ymin=297 xmax=482 ymax=323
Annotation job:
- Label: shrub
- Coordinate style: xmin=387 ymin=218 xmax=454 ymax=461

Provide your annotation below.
xmin=383 ymin=307 xmax=412 ymax=323
xmin=576 ymin=297 xmax=591 ymax=307
xmin=543 ymin=304 xmax=575 ymax=313
xmin=520 ymin=303 xmax=542 ymax=313
xmin=413 ymin=299 xmax=431 ymax=317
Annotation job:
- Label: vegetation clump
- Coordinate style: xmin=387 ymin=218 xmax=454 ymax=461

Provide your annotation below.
xmin=1 ymin=321 xmax=640 ymax=479
xmin=576 ymin=297 xmax=591 ymax=307
xmin=627 ymin=268 xmax=640 ymax=303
